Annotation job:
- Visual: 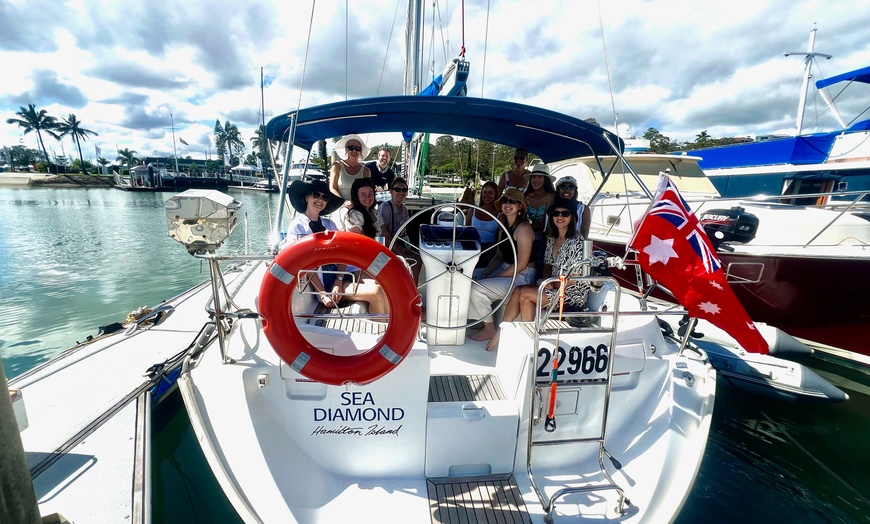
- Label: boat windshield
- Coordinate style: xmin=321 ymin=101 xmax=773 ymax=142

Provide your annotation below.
xmin=580 ymin=155 xmax=721 ymax=197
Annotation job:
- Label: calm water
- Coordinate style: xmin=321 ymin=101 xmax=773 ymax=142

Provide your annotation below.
xmin=2 ymin=187 xmax=868 ymax=523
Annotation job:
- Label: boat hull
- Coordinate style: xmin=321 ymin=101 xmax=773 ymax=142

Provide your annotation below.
xmin=592 ymin=238 xmax=870 ymax=356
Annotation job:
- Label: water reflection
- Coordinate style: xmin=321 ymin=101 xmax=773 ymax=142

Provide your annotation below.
xmin=0 ymin=187 xmax=276 ymax=378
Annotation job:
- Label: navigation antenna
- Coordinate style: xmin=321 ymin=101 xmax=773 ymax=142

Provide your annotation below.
xmin=784 ymin=24 xmax=832 ymax=135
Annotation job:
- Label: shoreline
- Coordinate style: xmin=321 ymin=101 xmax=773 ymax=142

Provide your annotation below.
xmin=0 ymin=173 xmax=115 ymax=188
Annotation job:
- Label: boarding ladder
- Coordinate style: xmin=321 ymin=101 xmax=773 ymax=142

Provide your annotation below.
xmin=525 ymin=272 xmax=629 ymax=523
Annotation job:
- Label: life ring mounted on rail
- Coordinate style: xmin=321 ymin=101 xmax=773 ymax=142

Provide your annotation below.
xmin=258 ymin=230 xmax=421 ymax=386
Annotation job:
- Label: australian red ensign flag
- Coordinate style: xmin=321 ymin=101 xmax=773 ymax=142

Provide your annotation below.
xmin=627 ymin=175 xmax=768 ymax=353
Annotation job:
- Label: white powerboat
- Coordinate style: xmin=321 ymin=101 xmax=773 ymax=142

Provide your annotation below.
xmin=551 ymin=153 xmax=870 ymax=357
xmin=172 ymin=95 xmax=719 ymax=523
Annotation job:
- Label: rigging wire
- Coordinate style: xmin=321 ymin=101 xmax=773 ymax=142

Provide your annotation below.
xmin=433 ymin=1 xmax=448 ymax=65
xmin=375 ymin=0 xmax=404 ymax=96
xmin=346 ymin=0 xmax=349 ymax=100
xmin=460 ymin=0 xmax=466 ymax=58
xmin=479 ymin=0 xmax=490 ymax=97
xmin=596 ymin=0 xmax=619 ymax=133
xmin=273 ymin=0 xmax=317 ymax=243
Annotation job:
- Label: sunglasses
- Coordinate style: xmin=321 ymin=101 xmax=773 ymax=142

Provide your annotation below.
xmin=310 ymin=191 xmax=327 ymax=200
xmin=551 ymin=209 xmax=572 ymax=218
xmin=558 ymin=184 xmax=577 ymax=191
xmin=392 ymin=187 xmax=408 ymax=192
xmin=346 ymin=145 xmax=362 ymax=152
xmin=501 ymin=198 xmax=521 ymax=205
xmin=514 ymin=156 xmax=526 ymax=161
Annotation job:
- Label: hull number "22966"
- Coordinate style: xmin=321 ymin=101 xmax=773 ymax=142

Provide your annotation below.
xmin=536 ymin=344 xmax=610 ymax=382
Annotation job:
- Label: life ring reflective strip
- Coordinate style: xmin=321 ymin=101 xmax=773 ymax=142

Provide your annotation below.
xmin=258 ymin=230 xmax=421 ymax=386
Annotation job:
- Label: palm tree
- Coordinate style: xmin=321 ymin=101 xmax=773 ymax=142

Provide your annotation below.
xmin=214 ymin=119 xmax=245 ymax=169
xmin=213 ymin=119 xmax=228 ymax=169
xmin=55 ymin=114 xmax=98 ymax=175
xmin=116 ymin=148 xmax=139 ymax=173
xmin=250 ymin=124 xmax=267 ymax=167
xmin=6 ymin=104 xmax=60 ymax=166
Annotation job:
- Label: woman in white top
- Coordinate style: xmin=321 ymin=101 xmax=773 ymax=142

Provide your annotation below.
xmin=329 ymin=134 xmax=371 ymax=200
xmin=496 ymin=148 xmax=530 ymax=195
xmin=285 ymin=179 xmax=347 ymax=308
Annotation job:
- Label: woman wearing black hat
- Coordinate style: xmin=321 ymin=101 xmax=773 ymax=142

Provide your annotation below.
xmin=286 ymin=179 xmax=347 ymax=308
xmin=481 ymin=198 xmax=590 ymax=351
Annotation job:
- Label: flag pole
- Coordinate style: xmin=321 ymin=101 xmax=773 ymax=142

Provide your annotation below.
xmin=170 ymin=112 xmax=179 ymax=174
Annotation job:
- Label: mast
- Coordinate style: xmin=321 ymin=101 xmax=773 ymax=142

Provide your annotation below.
xmin=261 ymin=67 xmax=271 ymax=185
xmin=784 ymin=24 xmax=832 ymax=135
xmin=403 ymin=0 xmax=424 ymax=192
xmin=170 ymin=111 xmax=179 ymax=174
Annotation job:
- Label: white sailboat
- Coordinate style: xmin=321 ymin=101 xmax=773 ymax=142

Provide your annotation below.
xmin=170 ymin=84 xmax=720 ymax=523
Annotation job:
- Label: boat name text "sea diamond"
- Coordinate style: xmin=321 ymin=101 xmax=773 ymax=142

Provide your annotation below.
xmin=312 ymin=392 xmax=406 ymax=422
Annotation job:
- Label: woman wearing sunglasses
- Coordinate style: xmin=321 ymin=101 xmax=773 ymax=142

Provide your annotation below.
xmin=285 ymin=179 xmax=348 ymax=308
xmin=554 ymin=175 xmax=591 ymax=239
xmin=330 ymin=134 xmax=371 ymax=200
xmin=480 ymin=198 xmax=590 ymax=351
xmin=468 ymin=188 xmax=536 ymax=345
xmin=378 ymin=177 xmax=421 ymax=283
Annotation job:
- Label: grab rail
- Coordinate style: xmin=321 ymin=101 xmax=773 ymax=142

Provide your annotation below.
xmin=525 ymin=272 xmax=629 ymax=523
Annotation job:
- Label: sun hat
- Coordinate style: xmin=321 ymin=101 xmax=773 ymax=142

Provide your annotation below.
xmin=524 ymin=162 xmax=556 ymax=182
xmin=498 ymin=188 xmax=526 ymax=205
xmin=288 ymin=179 xmax=345 ymax=216
xmin=555 ymin=175 xmax=578 ymax=189
xmin=547 ymin=197 xmax=578 ymax=222
xmin=334 ymin=134 xmax=371 ymax=161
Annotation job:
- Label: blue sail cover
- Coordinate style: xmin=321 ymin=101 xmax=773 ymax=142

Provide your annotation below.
xmin=686 ymin=134 xmax=836 ymax=169
xmin=815 ymin=65 xmax=870 ymax=89
xmin=265 ymin=96 xmax=623 ymax=162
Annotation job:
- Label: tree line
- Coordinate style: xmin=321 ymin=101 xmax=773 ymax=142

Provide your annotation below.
xmin=2 ymin=103 xmax=271 ymax=178
xmin=3 ymin=102 xmax=750 ymax=182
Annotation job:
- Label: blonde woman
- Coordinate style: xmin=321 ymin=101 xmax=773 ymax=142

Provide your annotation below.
xmin=329 ymin=134 xmax=371 ymax=200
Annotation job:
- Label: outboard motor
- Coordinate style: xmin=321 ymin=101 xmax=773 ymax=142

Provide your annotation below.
xmin=699 ymin=206 xmax=759 ymax=249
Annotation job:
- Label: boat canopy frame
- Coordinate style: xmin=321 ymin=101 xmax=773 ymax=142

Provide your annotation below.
xmin=265 ymin=96 xmax=624 ymax=163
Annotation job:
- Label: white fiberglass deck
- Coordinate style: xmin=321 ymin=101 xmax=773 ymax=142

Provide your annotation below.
xmin=181 ymin=261 xmax=716 ymax=523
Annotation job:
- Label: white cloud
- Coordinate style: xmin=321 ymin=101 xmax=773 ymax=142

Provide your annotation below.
xmin=2 ymin=0 xmax=868 ymax=162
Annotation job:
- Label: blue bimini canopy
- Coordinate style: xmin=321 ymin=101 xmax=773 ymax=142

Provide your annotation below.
xmin=815 ymin=65 xmax=870 ymax=89
xmin=265 ymin=96 xmax=623 ymax=162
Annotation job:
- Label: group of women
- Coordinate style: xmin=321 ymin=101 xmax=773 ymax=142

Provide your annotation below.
xmin=287 ymin=137 xmax=592 ymax=350
xmin=287 ymin=134 xmax=412 ymax=316
xmin=466 ymin=149 xmax=592 ymax=350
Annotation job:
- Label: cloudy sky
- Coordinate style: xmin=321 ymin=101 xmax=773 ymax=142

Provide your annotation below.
xmin=2 ymin=0 xmax=869 ymax=164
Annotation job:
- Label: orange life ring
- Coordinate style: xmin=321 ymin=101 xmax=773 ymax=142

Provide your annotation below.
xmin=258 ymin=230 xmax=422 ymax=386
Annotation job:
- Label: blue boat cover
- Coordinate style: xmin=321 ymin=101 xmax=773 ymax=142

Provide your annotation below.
xmin=265 ymin=96 xmax=623 ymax=162
xmin=685 ymin=134 xmax=836 ymax=169
xmin=815 ymin=65 xmax=870 ymax=89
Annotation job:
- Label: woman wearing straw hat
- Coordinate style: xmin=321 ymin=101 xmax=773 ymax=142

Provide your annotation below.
xmin=467 ymin=188 xmax=536 ymax=345
xmin=329 ymin=134 xmax=371 ymax=200
xmin=524 ymin=163 xmax=556 ymax=280
xmin=286 ymin=178 xmax=347 ymax=308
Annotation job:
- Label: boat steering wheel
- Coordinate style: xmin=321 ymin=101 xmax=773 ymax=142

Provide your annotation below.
xmin=389 ymin=202 xmax=516 ymax=330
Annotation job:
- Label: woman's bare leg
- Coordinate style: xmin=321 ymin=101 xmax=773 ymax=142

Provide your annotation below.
xmin=519 ymin=285 xmax=549 ymax=322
